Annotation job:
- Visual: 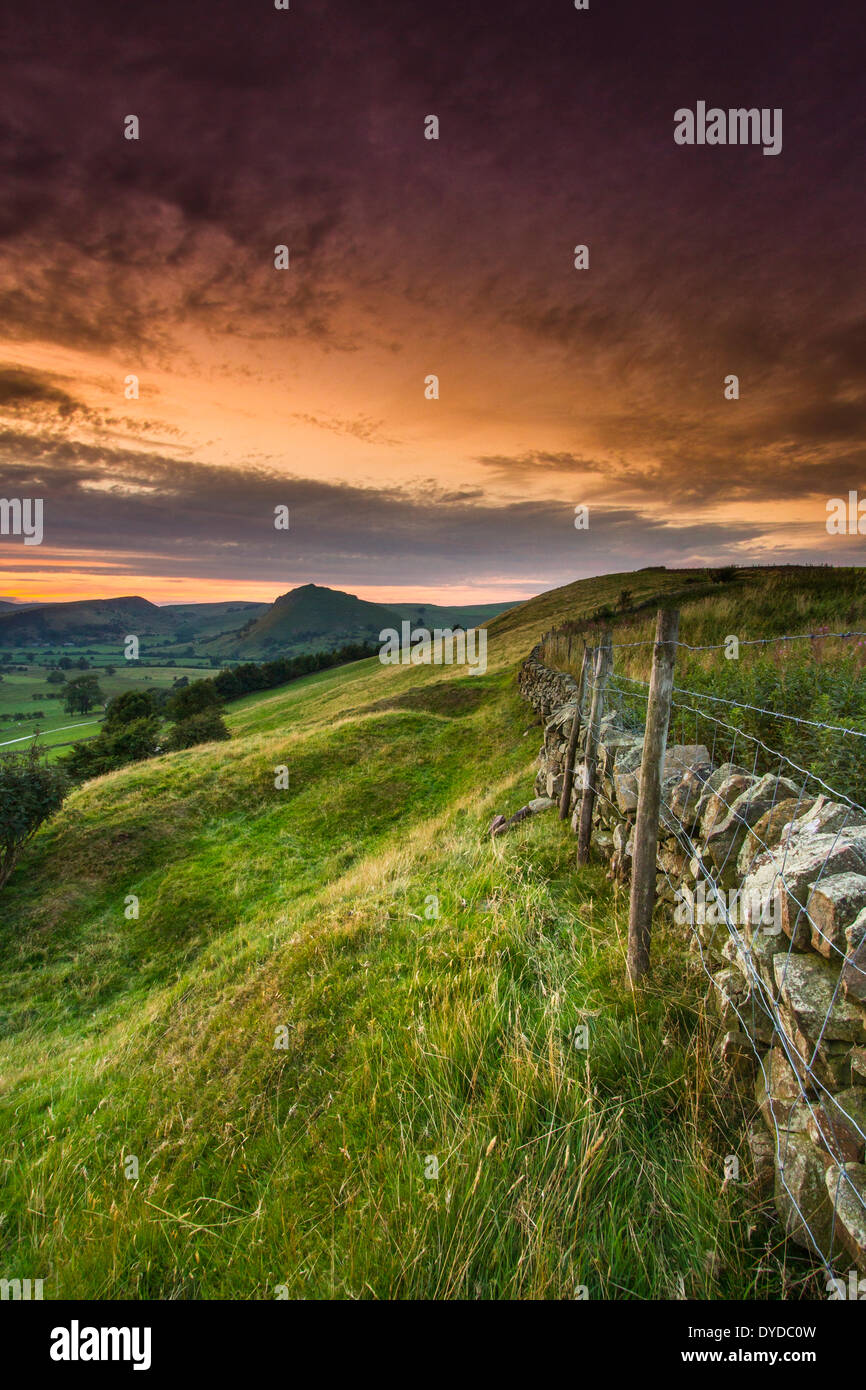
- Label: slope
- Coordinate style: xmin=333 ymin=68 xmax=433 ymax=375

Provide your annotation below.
xmin=0 ymin=565 xmax=827 ymax=1300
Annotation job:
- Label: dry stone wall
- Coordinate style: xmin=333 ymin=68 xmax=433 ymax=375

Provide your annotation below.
xmin=517 ymin=644 xmax=866 ymax=1273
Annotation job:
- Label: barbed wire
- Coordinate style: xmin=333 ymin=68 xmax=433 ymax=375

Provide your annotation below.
xmin=658 ymin=779 xmax=866 ymax=1275
xmin=547 ymin=628 xmax=866 ymax=653
xmin=607 ymin=671 xmax=866 ymax=742
xmin=538 ymin=626 xmax=866 ymax=1277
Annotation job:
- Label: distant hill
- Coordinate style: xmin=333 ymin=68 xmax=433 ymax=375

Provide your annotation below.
xmin=207 ymin=585 xmax=523 ymax=657
xmin=0 ymin=595 xmax=176 ymax=645
xmin=388 ymin=600 xmax=516 ymax=628
xmin=161 ymin=600 xmax=270 ymax=640
xmin=211 ymin=583 xmax=404 ymax=656
xmin=0 ymin=587 xmax=523 ymax=654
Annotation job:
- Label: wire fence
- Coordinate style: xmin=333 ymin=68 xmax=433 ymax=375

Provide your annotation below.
xmin=545 ymin=625 xmax=866 ymax=1279
xmin=541 ymin=621 xmax=866 ymax=808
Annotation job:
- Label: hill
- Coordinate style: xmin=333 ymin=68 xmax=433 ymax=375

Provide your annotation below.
xmin=2 ymin=563 xmax=856 ymax=1299
xmin=209 ymin=583 xmax=406 ymax=656
xmin=207 ymin=587 xmax=520 ymax=657
xmin=0 ymin=594 xmax=175 ymax=645
xmin=0 ymin=589 xmax=521 ymax=656
xmin=160 ymin=600 xmax=271 ymax=641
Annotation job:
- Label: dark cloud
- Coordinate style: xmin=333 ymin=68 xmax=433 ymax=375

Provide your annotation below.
xmin=0 ymin=0 xmax=861 ymax=363
xmin=0 ymin=431 xmax=825 ymax=590
xmin=0 ymin=366 xmax=81 ymax=415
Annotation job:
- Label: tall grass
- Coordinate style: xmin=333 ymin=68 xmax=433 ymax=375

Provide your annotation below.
xmin=541 ymin=570 xmax=866 ymax=804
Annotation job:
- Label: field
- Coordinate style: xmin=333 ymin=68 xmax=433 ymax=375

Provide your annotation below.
xmin=0 ymin=662 xmax=215 ymax=760
xmin=0 ymin=565 xmax=842 ymax=1300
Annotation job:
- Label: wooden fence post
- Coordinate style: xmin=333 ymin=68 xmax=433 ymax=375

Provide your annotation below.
xmin=577 ymin=633 xmax=612 ymax=864
xmin=627 ymin=608 xmax=680 ymax=983
xmin=559 ymin=644 xmax=589 ymax=820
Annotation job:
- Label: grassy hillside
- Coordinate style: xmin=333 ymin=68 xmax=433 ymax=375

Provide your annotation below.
xmin=0 ymin=565 xmax=833 ymax=1300
xmin=388 ymin=600 xmax=516 ymax=628
xmin=538 ymin=565 xmax=866 ymax=804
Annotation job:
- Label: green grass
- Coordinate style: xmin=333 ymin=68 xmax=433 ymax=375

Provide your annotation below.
xmin=0 ymin=570 xmax=826 ymax=1300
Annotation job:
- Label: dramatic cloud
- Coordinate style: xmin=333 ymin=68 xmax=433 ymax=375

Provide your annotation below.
xmin=0 ymin=431 xmax=810 ymax=593
xmin=0 ymin=0 xmax=862 ymax=601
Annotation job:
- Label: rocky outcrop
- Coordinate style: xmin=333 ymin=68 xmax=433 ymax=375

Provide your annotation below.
xmin=518 ymin=643 xmax=866 ymax=1273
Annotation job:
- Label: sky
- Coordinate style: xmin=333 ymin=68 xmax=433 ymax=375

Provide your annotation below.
xmin=0 ymin=0 xmax=863 ymax=607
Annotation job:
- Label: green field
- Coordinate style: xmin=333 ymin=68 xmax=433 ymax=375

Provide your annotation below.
xmin=0 ymin=664 xmax=215 ymax=760
xmin=0 ymin=567 xmax=839 ymax=1299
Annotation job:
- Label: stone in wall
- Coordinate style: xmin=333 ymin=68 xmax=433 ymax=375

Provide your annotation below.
xmin=741 ymin=831 xmax=866 ymax=950
xmin=702 ymin=775 xmax=800 ymax=887
xmin=757 ymin=1046 xmax=809 ymax=1130
xmin=774 ymin=1129 xmax=837 ymax=1256
xmin=826 ymin=1164 xmax=866 ymax=1273
xmin=669 ymin=765 xmax=715 ymax=830
xmin=518 ymin=645 xmax=866 ymax=1272
xmin=773 ymin=954 xmax=866 ymax=1046
xmin=806 ymin=873 xmax=866 ymax=960
xmin=806 ymin=1086 xmax=866 ymax=1165
xmin=842 ymin=929 xmax=866 ymax=1004
xmin=736 ymin=798 xmax=804 ymax=879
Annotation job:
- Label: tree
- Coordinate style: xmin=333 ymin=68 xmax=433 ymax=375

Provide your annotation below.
xmin=0 ymin=745 xmax=68 ymax=890
xmin=103 ymin=689 xmax=156 ymax=731
xmin=165 ymin=707 xmax=230 ymax=751
xmin=46 ymin=669 xmax=65 ymax=684
xmin=63 ymin=675 xmax=104 ymax=714
xmin=167 ymin=679 xmax=223 ymax=721
xmin=63 ymin=716 xmax=160 ymax=781
xmin=619 ymin=588 xmax=633 ymax=610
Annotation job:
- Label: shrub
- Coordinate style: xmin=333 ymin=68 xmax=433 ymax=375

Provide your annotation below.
xmin=167 ymin=679 xmax=223 ymax=721
xmin=0 ymin=745 xmax=68 ymax=890
xmin=165 ymin=708 xmax=230 ymax=751
xmin=63 ymin=716 xmax=161 ymax=781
